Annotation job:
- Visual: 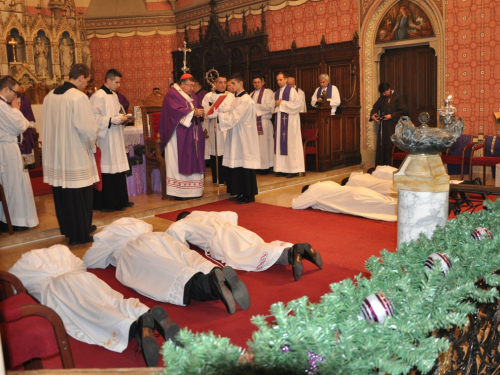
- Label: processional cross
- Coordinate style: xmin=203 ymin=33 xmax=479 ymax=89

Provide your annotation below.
xmin=178 ymin=40 xmax=191 ymax=73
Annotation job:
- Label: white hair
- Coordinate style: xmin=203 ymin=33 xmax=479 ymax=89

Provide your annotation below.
xmin=319 ymin=74 xmax=330 ymax=81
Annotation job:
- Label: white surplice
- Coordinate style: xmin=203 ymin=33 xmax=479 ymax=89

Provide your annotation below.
xmin=250 ymin=88 xmax=274 ymax=169
xmin=291 ymin=181 xmax=398 ymax=221
xmin=371 ymin=165 xmax=398 ymax=181
xmin=311 ymin=85 xmax=341 ymax=115
xmin=292 ymin=86 xmax=307 ymax=113
xmin=218 ymin=93 xmax=260 ymax=169
xmin=0 ymin=98 xmax=38 ymax=227
xmin=42 ymin=87 xmax=98 ymax=188
xmin=9 ymin=245 xmax=149 ymax=353
xmin=202 ymin=91 xmax=232 ymax=157
xmin=165 ymin=85 xmax=204 ymax=198
xmin=273 ymin=86 xmax=305 ymax=173
xmin=346 ymin=172 xmax=398 ymax=198
xmin=90 ymin=89 xmax=129 ymax=173
xmin=84 ymin=217 xmax=215 ymax=306
xmin=166 ymin=211 xmax=293 ymax=272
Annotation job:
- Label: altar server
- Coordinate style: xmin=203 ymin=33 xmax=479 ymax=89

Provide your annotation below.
xmin=273 ymin=72 xmax=304 ymax=178
xmin=159 ymin=74 xmax=205 ymax=200
xmin=208 ymin=74 xmax=260 ymax=204
xmin=9 ymin=244 xmax=181 ymax=367
xmin=287 ymin=76 xmax=307 ymax=113
xmin=292 ymin=181 xmax=398 ymax=222
xmin=90 ymin=69 xmax=133 ymax=212
xmin=167 ymin=210 xmax=323 ymax=281
xmin=311 ymin=74 xmax=341 ymax=115
xmin=250 ymin=76 xmax=275 ymax=174
xmin=84 ymin=217 xmax=250 ymax=315
xmin=0 ymin=76 xmax=38 ymax=232
xmin=42 ymin=64 xmax=98 ymax=245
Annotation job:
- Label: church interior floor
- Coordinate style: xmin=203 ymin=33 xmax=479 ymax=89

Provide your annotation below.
xmin=0 ymin=164 xmax=364 ymax=271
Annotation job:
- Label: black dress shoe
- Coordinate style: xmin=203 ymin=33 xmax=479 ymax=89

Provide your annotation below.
xmin=69 ymin=236 xmax=94 ymax=246
xmin=135 ymin=312 xmax=160 ymax=367
xmin=209 ymin=268 xmax=236 ymax=314
xmin=302 ymin=243 xmax=323 ymax=269
xmin=276 ymin=172 xmax=286 ymax=177
xmin=12 ymin=225 xmax=30 ymax=232
xmin=286 ymin=173 xmax=299 ymax=178
xmin=125 ymin=202 xmax=135 ymax=207
xmin=288 ymin=244 xmax=304 ymax=282
xmin=150 ymin=306 xmax=181 ymax=344
xmin=238 ymin=196 xmax=255 ymax=204
xmin=89 ymin=225 xmax=97 ymax=234
xmin=222 ymin=266 xmax=250 ymax=310
xmin=229 ymin=194 xmax=244 ymax=202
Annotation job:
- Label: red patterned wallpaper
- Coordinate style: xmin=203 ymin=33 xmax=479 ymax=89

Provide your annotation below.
xmin=445 ymin=0 xmax=500 ymax=135
xmin=90 ymin=34 xmax=176 ymax=109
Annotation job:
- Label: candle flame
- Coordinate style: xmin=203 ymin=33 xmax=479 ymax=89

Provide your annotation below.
xmin=447 ymin=95 xmax=452 ymax=100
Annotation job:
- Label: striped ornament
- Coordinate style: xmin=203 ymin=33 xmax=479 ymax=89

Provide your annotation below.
xmin=471 ymin=227 xmax=493 ymax=241
xmin=424 ymin=252 xmax=452 ymax=275
xmin=360 ymin=292 xmax=394 ymax=324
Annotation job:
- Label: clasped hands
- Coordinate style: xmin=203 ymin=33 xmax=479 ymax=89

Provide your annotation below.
xmin=194 ymin=108 xmax=205 ymax=117
xmin=370 ymin=113 xmax=392 ymax=123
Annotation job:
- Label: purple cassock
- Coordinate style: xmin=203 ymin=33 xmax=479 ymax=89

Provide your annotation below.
xmin=19 ymin=95 xmax=35 ymax=155
xmin=159 ymin=88 xmax=206 ymax=175
xmin=195 ymin=89 xmax=208 ymax=103
xmin=116 ymin=92 xmax=130 ymax=113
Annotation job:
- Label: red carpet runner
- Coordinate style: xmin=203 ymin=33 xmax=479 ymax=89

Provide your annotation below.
xmin=27 ymin=201 xmax=398 ymax=370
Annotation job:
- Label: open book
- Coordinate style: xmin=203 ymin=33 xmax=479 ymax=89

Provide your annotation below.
xmin=206 ymin=94 xmax=228 ymax=116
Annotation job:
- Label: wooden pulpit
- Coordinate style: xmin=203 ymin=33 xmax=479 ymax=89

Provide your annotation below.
xmin=301 ymin=100 xmax=361 ymax=172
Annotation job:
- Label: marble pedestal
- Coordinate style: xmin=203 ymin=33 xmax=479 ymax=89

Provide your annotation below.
xmin=394 ymin=154 xmax=450 ymax=246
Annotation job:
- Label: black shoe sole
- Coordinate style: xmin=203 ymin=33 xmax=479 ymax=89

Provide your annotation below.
xmin=151 ymin=306 xmax=181 ymax=343
xmin=222 ymin=266 xmax=250 ymax=310
xmin=213 ymin=268 xmax=236 ymax=314
xmin=303 ymin=243 xmax=323 ymax=269
xmin=291 ymin=244 xmax=304 ymax=282
xmin=69 ymin=236 xmax=94 ymax=246
xmin=139 ymin=313 xmax=160 ymax=367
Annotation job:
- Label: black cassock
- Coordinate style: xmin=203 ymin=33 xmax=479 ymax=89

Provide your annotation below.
xmin=369 ymin=92 xmax=408 ymax=167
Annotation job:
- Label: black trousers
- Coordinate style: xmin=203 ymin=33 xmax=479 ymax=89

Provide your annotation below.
xmin=93 ymin=172 xmax=130 ymax=210
xmin=52 ymin=185 xmax=93 ymax=243
xmin=183 ymin=271 xmax=218 ymax=304
xmin=210 ymin=155 xmax=227 ymax=184
xmin=226 ymin=167 xmax=258 ymax=197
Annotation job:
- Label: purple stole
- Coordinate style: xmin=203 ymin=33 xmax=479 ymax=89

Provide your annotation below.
xmin=274 ymin=85 xmax=292 ymax=156
xmin=18 ymin=96 xmax=35 ymax=155
xmin=316 ymin=84 xmax=333 ymax=99
xmin=251 ymin=89 xmax=265 ymax=135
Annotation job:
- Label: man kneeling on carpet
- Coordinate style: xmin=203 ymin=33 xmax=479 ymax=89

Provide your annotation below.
xmin=167 ymin=210 xmax=322 ymax=281
xmin=291 ymin=181 xmax=397 ymax=222
xmin=83 ymin=217 xmax=250 ymax=315
xmin=9 ymin=244 xmax=181 ymax=367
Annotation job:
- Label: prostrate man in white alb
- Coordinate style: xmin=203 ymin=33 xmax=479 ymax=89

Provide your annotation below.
xmin=287 ymin=76 xmax=307 ymax=113
xmin=83 ymin=217 xmax=250 ymax=315
xmin=311 ymin=74 xmax=341 ymax=115
xmin=291 ymin=181 xmax=398 ymax=222
xmin=167 ymin=210 xmax=323 ymax=282
xmin=9 ymin=244 xmax=181 ymax=367
xmin=42 ymin=64 xmax=98 ymax=246
xmin=0 ymin=76 xmax=39 ymax=232
xmin=273 ymin=72 xmax=304 ymax=178
xmin=202 ymin=75 xmax=233 ymax=185
xmin=344 ymin=171 xmax=397 ymax=199
xmin=250 ymin=76 xmax=275 ymax=175
xmin=208 ymin=74 xmax=260 ymax=204
xmin=90 ymin=68 xmax=134 ymax=212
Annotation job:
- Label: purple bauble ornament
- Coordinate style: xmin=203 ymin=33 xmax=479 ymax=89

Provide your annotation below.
xmin=425 ymin=252 xmax=452 ymax=275
xmin=472 ymin=227 xmax=493 ymax=241
xmin=360 ymin=292 xmax=394 ymax=324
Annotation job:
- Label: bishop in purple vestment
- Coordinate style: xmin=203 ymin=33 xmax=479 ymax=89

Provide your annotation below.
xmin=18 ymin=86 xmax=35 ymax=156
xmin=159 ymin=74 xmax=206 ymax=199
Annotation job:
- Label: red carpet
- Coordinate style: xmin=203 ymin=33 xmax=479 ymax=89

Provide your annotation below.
xmin=28 ymin=167 xmax=52 ymax=197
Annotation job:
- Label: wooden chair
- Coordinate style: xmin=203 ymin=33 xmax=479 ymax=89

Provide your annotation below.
xmin=141 ymin=90 xmax=167 ymax=200
xmin=301 ymin=128 xmax=319 ymax=175
xmin=0 ymin=271 xmax=74 ymax=370
xmin=0 ymin=183 xmax=13 ymax=235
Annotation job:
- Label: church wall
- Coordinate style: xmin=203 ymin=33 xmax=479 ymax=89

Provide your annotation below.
xmin=444 ymin=0 xmax=500 ymax=136
xmin=89 ymin=34 xmax=176 ymax=109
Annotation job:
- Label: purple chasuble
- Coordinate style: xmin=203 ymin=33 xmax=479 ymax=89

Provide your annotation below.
xmin=316 ymin=84 xmax=333 ymax=99
xmin=18 ymin=96 xmax=35 ymax=155
xmin=274 ymin=85 xmax=292 ymax=156
xmin=116 ymin=92 xmax=130 ymax=113
xmin=251 ymin=89 xmax=265 ymax=135
xmin=159 ymin=88 xmax=206 ymax=175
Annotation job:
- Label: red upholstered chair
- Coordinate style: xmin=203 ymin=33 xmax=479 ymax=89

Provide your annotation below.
xmin=301 ymin=128 xmax=319 ymax=175
xmin=468 ymin=143 xmax=500 ymax=184
xmin=141 ymin=90 xmax=167 ymax=199
xmin=0 ymin=184 xmax=13 ymax=235
xmin=440 ymin=143 xmax=474 ymax=180
xmin=391 ymin=145 xmax=408 ymax=167
xmin=0 ymin=271 xmax=74 ymax=370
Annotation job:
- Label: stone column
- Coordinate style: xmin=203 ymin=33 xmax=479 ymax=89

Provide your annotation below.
xmin=394 ymin=154 xmax=449 ymax=246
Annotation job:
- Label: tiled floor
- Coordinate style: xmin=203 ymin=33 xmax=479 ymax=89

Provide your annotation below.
xmin=0 ymin=165 xmax=363 ymax=271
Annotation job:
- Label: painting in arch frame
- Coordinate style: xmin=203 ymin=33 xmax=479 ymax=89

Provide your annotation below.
xmin=375 ymin=1 xmax=434 ymax=44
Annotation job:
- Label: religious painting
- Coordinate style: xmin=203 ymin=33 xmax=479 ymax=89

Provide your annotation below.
xmin=34 ymin=30 xmax=51 ymax=78
xmin=375 ymin=1 xmax=434 ymax=44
